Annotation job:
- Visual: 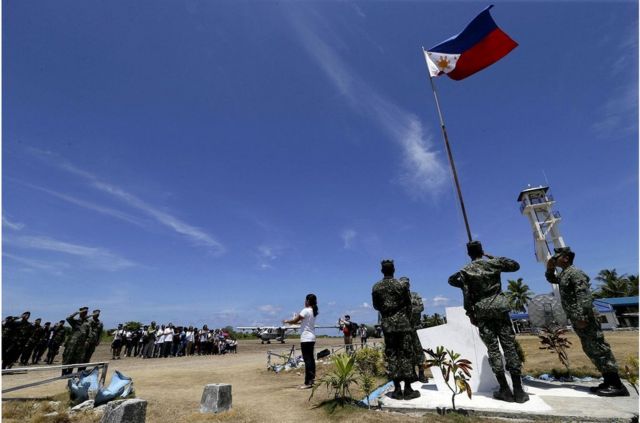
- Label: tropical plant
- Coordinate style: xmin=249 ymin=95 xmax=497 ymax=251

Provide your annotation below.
xmin=358 ymin=372 xmax=376 ymax=409
xmin=624 ymin=355 xmax=639 ymax=395
xmin=421 ymin=313 xmax=445 ymax=328
xmin=353 ymin=346 xmax=385 ymax=377
xmin=123 ymin=321 xmax=142 ymax=331
xmin=425 ymin=346 xmax=472 ymax=411
xmin=310 ymin=353 xmax=358 ymax=405
xmin=593 ymin=269 xmax=637 ymax=298
xmin=506 ymin=278 xmax=534 ymax=312
xmin=538 ymin=325 xmax=572 ymax=373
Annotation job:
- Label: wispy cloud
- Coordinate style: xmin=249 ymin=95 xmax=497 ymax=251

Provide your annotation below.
xmin=425 ymin=295 xmax=452 ymax=308
xmin=592 ymin=26 xmax=638 ymax=136
xmin=6 ymin=235 xmax=136 ymax=271
xmin=3 ymin=253 xmax=69 ymax=274
xmin=256 ymin=244 xmax=285 ymax=269
xmin=258 ymin=304 xmax=283 ymax=316
xmin=361 ymin=302 xmax=371 ymax=309
xmin=341 ymin=229 xmax=357 ymax=249
xmin=29 ymin=149 xmax=226 ymax=255
xmin=2 ymin=216 xmax=25 ymax=231
xmin=20 ymin=182 xmax=146 ymax=227
xmin=285 ymin=7 xmax=447 ymax=198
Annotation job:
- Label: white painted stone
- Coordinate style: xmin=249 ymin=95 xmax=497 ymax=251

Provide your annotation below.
xmin=200 ymin=384 xmax=232 ymax=414
xmin=418 ymin=306 xmax=511 ymax=394
xmin=71 ymin=399 xmax=95 ymax=412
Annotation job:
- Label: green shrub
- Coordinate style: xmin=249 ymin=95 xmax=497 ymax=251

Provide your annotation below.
xmin=353 ymin=347 xmax=385 ymax=377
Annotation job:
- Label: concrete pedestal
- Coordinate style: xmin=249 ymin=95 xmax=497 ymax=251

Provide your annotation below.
xmin=99 ymin=399 xmax=147 ymax=423
xmin=200 ymin=384 xmax=232 ymax=414
xmin=417 ymin=306 xmax=503 ymax=394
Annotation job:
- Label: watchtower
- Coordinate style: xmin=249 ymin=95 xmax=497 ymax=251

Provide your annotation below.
xmin=518 ymin=185 xmax=565 ymax=297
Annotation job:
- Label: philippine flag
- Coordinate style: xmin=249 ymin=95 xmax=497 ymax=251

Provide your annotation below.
xmin=424 ymin=5 xmax=518 ymax=81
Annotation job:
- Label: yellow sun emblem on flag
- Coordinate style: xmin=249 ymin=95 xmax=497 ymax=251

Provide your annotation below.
xmin=436 ymin=56 xmax=451 ymax=71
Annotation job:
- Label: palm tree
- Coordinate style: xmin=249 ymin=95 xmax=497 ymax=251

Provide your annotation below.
xmin=594 ymin=269 xmax=630 ymax=298
xmin=506 ymin=278 xmax=533 ymax=312
xmin=624 ymin=275 xmax=639 ymax=297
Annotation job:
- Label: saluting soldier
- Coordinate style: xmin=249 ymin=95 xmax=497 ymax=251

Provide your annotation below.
xmin=372 ymin=260 xmax=420 ymax=400
xmin=3 ymin=311 xmax=33 ymax=369
xmin=546 ymin=247 xmax=629 ymax=397
xmin=81 ymin=310 xmax=103 ymax=370
xmin=31 ymin=321 xmax=51 ymax=364
xmin=19 ymin=318 xmax=40 ymax=365
xmin=46 ymin=320 xmax=67 ymax=365
xmin=448 ymin=241 xmax=528 ymax=403
xmin=62 ymin=307 xmax=91 ymax=375
xmin=409 ymin=285 xmax=428 ymax=383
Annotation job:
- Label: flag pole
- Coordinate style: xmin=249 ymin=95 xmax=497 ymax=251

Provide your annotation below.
xmin=423 ymin=48 xmax=473 ymax=243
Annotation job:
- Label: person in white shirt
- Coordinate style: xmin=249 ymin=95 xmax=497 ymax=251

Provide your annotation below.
xmin=283 ymin=293 xmax=318 ymax=389
xmin=162 ymin=324 xmax=174 ymax=358
xmin=111 ymin=324 xmax=125 ymax=360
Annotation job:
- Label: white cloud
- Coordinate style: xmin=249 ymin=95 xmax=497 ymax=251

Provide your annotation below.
xmin=3 ymin=253 xmax=69 ymax=274
xmin=258 ymin=304 xmax=283 ymax=316
xmin=256 ymin=244 xmax=286 ymax=269
xmin=341 ymin=229 xmax=357 ymax=249
xmin=22 ymin=182 xmax=145 ymax=227
xmin=2 ymin=216 xmax=25 ymax=231
xmin=285 ymin=8 xmax=447 ymax=198
xmin=362 ymin=302 xmax=371 ymax=309
xmin=431 ymin=295 xmax=451 ymax=307
xmin=29 ymin=150 xmax=226 ymax=255
xmin=6 ymin=235 xmax=136 ymax=271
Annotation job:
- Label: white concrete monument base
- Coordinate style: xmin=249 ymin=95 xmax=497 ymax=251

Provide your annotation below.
xmin=417 ymin=306 xmax=509 ymax=394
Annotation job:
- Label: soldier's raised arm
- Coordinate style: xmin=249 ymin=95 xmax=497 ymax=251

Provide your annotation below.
xmin=492 ymin=257 xmax=520 ymax=272
xmin=545 ymin=258 xmax=559 ymax=284
xmin=448 ymin=271 xmax=464 ymax=288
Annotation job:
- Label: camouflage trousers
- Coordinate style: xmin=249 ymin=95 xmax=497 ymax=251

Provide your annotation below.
xmin=477 ymin=312 xmax=521 ymax=374
xmin=573 ymin=313 xmax=618 ymax=374
xmin=411 ymin=331 xmax=424 ymax=367
xmin=383 ymin=331 xmax=416 ymax=380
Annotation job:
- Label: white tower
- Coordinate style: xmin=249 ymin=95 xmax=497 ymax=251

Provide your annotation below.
xmin=518 ymin=185 xmax=565 ymax=297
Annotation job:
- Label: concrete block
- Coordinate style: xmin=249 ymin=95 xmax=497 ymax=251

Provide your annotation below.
xmin=200 ymin=384 xmax=232 ymax=413
xmin=100 ymin=398 xmax=147 ymax=423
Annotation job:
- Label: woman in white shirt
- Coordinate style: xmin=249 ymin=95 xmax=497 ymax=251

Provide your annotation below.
xmin=283 ymin=293 xmax=318 ymax=389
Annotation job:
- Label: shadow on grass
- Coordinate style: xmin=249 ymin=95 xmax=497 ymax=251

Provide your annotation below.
xmin=310 ymin=398 xmax=365 ymax=415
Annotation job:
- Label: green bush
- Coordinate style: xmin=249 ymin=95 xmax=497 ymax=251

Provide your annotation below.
xmin=353 ymin=347 xmax=385 ymax=377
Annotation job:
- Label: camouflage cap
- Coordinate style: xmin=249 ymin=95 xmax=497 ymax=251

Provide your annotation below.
xmin=552 ymin=246 xmax=574 ymax=260
xmin=466 ymin=241 xmax=483 ymax=257
xmin=79 ymin=306 xmax=89 ymax=312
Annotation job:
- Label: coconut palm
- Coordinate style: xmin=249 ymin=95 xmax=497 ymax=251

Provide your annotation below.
xmin=594 ymin=269 xmax=632 ymax=298
xmin=506 ymin=278 xmax=533 ymax=312
xmin=624 ymin=275 xmax=639 ymax=297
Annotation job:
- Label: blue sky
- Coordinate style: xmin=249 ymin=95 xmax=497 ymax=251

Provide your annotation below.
xmin=3 ymin=1 xmax=638 ymax=330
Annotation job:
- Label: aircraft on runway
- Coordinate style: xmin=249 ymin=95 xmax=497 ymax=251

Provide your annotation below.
xmin=236 ymin=323 xmax=338 ymax=344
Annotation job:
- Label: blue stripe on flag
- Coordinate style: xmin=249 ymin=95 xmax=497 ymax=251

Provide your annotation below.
xmin=429 ymin=5 xmax=498 ymax=54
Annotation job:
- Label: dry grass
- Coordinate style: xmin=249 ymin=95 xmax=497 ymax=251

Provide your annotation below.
xmin=517 ymin=331 xmax=639 ymax=377
xmin=2 ymin=332 xmax=637 ymax=422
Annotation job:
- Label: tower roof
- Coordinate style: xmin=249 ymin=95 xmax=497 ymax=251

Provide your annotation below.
xmin=517 ymin=185 xmax=549 ymax=202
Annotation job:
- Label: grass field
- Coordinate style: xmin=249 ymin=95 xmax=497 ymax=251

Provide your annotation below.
xmin=2 ymin=331 xmax=638 ymax=423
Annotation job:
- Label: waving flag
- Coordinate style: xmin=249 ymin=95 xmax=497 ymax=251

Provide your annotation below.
xmin=424 ymin=5 xmax=517 ymax=81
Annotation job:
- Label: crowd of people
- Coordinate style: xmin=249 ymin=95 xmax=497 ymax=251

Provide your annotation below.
xmin=109 ymin=323 xmax=237 ymax=359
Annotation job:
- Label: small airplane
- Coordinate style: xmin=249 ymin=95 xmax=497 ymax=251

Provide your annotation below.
xmin=237 ymin=323 xmax=339 ymax=344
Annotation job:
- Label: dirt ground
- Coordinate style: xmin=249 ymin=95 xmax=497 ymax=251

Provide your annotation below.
xmin=2 ymin=332 xmax=638 ymax=423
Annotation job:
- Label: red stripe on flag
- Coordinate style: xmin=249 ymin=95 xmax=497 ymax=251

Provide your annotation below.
xmin=448 ymin=28 xmax=518 ymax=81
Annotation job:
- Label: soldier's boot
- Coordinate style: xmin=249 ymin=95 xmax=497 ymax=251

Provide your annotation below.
xmin=390 ymin=380 xmax=403 ymax=400
xmin=492 ymin=372 xmax=514 ymax=402
xmin=418 ymin=367 xmax=429 ymax=383
xmin=596 ymin=373 xmax=630 ymax=397
xmin=403 ymin=380 xmax=421 ymax=400
xmin=589 ymin=375 xmax=609 ymax=393
xmin=511 ymin=373 xmax=530 ymax=403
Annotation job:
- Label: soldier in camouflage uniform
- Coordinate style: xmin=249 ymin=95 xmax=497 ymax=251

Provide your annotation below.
xmin=20 ymin=318 xmax=43 ymax=365
xmin=80 ymin=309 xmax=103 ymax=371
xmin=448 ymin=241 xmax=529 ymax=403
xmin=62 ymin=307 xmax=91 ymax=375
xmin=410 ymin=289 xmax=428 ymax=383
xmin=31 ymin=321 xmax=51 ymax=364
xmin=372 ymin=260 xmax=420 ymax=400
xmin=3 ymin=311 xmax=33 ymax=369
xmin=546 ymin=247 xmax=629 ymax=397
xmin=46 ymin=321 xmax=67 ymax=365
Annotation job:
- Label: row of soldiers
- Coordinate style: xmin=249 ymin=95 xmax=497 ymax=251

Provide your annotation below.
xmin=2 ymin=307 xmax=103 ymax=376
